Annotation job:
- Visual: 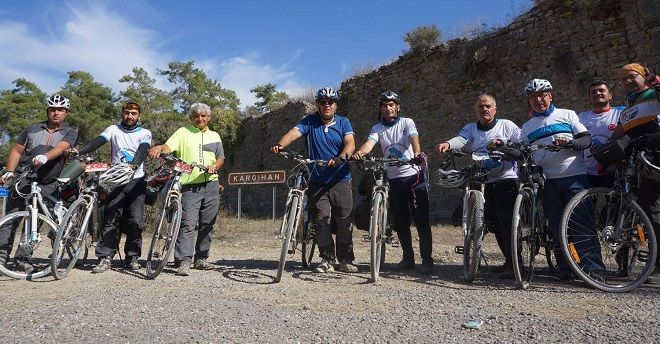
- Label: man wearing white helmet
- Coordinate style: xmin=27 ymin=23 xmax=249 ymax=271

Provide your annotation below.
xmin=520 ymin=78 xmax=603 ymax=280
xmin=270 ymin=87 xmax=357 ymax=273
xmin=0 ymin=94 xmax=78 ymax=272
xmin=74 ymin=101 xmax=152 ymax=273
xmin=435 ymin=93 xmax=521 ymax=279
xmin=353 ymin=91 xmax=434 ymax=274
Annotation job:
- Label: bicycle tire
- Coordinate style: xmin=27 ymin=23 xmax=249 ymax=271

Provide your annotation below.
xmin=463 ymin=192 xmax=484 ymax=282
xmin=301 ymin=223 xmax=316 ymax=269
xmin=560 ymin=187 xmax=657 ymax=292
xmin=511 ymin=189 xmax=535 ymax=289
xmin=275 ymin=194 xmax=300 ymax=282
xmin=0 ymin=211 xmax=58 ymax=280
xmin=145 ymin=195 xmax=183 ymax=279
xmin=51 ymin=198 xmax=91 ymax=279
xmin=370 ymin=192 xmax=385 ymax=282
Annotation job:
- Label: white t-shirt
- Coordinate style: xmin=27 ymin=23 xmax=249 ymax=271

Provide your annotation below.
xmin=101 ymin=124 xmax=152 ymax=178
xmin=578 ymin=107 xmax=622 ymax=175
xmin=520 ymin=107 xmax=588 ymax=179
xmin=456 ymin=119 xmax=521 ymax=183
xmin=368 ymin=117 xmax=420 ymax=179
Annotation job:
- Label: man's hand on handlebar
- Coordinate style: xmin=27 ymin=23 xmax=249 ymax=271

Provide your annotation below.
xmin=435 ymin=142 xmax=450 ymax=153
xmin=269 ymin=144 xmax=284 ymax=154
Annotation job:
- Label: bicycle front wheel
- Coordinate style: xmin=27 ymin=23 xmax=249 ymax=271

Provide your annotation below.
xmin=276 ymin=194 xmax=301 ymax=282
xmin=463 ymin=192 xmax=484 ymax=283
xmin=51 ymin=198 xmax=91 ymax=280
xmin=301 ymin=223 xmax=316 ymax=269
xmin=145 ymin=195 xmax=183 ymax=279
xmin=0 ymin=211 xmax=58 ymax=280
xmin=511 ymin=189 xmax=535 ymax=289
xmin=561 ymin=187 xmax=657 ymax=292
xmin=369 ymin=192 xmax=386 ymax=282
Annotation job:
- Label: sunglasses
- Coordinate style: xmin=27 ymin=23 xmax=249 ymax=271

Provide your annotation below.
xmin=317 ymin=100 xmax=336 ymax=106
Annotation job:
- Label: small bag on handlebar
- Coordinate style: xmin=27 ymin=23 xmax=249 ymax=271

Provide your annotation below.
xmin=592 ymin=137 xmax=630 ymax=167
xmin=353 ymin=196 xmax=371 ymax=231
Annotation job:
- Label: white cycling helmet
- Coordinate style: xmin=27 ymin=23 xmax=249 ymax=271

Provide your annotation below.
xmin=435 ymin=168 xmax=465 ymax=188
xmin=524 ymin=79 xmax=553 ymax=95
xmin=315 ymin=87 xmax=339 ymax=101
xmin=639 ymin=150 xmax=660 ymax=181
xmin=46 ymin=94 xmax=70 ymax=109
xmin=99 ymin=163 xmax=134 ymax=189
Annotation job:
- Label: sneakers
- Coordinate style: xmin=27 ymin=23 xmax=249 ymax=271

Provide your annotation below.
xmin=419 ymin=261 xmax=434 ymax=275
xmin=15 ymin=259 xmax=34 ymax=274
xmin=126 ymin=259 xmax=141 ymax=271
xmin=645 ymin=270 xmax=660 ymax=285
xmin=193 ymin=259 xmax=214 ymax=270
xmin=393 ymin=259 xmax=415 ymax=271
xmin=92 ymin=258 xmax=112 ymax=274
xmin=338 ymin=262 xmax=358 ymax=273
xmin=314 ymin=260 xmax=334 ymax=273
xmin=176 ymin=261 xmax=191 ymax=276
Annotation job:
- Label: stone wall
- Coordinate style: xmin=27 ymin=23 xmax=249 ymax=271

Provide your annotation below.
xmin=222 ymin=0 xmax=660 ymax=221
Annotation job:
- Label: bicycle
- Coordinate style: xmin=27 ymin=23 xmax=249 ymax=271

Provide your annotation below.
xmin=559 ymin=133 xmax=659 ymax=292
xmin=50 ymin=156 xmax=108 ymax=280
xmin=437 ymin=150 xmax=501 ymax=282
xmin=0 ymin=167 xmax=68 ymax=280
xmin=144 ymin=153 xmax=193 ymax=279
xmin=274 ymin=151 xmax=327 ymax=283
xmin=355 ymin=156 xmax=418 ymax=282
xmin=507 ymin=142 xmax=561 ymax=289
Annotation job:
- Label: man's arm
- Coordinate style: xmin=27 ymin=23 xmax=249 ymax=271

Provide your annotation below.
xmin=352 ymin=140 xmax=376 ymax=159
xmin=76 ymin=136 xmax=107 ymax=155
xmin=410 ymin=135 xmax=422 ymax=155
xmin=4 ymin=144 xmax=25 ymax=173
xmin=148 ymin=144 xmax=172 ymax=159
xmin=339 ymin=134 xmax=355 ymax=159
xmin=270 ymin=128 xmax=303 ymax=153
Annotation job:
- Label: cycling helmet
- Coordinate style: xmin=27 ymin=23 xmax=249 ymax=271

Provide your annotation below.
xmin=46 ymin=94 xmax=70 ymax=109
xmin=99 ymin=163 xmax=134 ymax=189
xmin=524 ymin=79 xmax=553 ymax=95
xmin=378 ymin=91 xmax=400 ymax=105
xmin=639 ymin=150 xmax=660 ymax=181
xmin=315 ymin=87 xmax=339 ymax=101
xmin=435 ymin=168 xmax=465 ymax=188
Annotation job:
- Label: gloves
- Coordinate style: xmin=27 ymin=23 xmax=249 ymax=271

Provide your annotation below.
xmin=33 ymin=155 xmax=48 ymax=165
xmin=1 ymin=171 xmax=14 ymax=184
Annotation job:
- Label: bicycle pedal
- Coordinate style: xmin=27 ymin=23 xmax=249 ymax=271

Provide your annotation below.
xmin=455 ymin=246 xmax=465 ymax=255
xmin=388 ymin=238 xmax=400 ymax=247
xmin=362 ymin=234 xmax=371 ymax=242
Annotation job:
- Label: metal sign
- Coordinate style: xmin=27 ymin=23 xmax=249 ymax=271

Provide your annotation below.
xmin=228 ymin=171 xmax=285 ymax=185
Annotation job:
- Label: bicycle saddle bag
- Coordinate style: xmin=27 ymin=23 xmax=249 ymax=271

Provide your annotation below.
xmin=592 ymin=137 xmax=630 ymax=167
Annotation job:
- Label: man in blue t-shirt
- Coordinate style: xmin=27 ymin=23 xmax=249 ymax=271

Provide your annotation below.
xmin=270 ymin=87 xmax=357 ymax=273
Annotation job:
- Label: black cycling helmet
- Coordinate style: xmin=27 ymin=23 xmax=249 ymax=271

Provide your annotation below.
xmin=378 ymin=90 xmax=400 ymax=105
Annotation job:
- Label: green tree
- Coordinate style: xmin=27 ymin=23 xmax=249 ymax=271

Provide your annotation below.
xmin=118 ymin=67 xmax=181 ymax=144
xmin=403 ymin=25 xmax=442 ymax=52
xmin=59 ymin=71 xmax=117 ymax=144
xmin=0 ymin=78 xmax=47 ymax=165
xmin=250 ymin=83 xmax=289 ymax=113
xmin=159 ymin=61 xmax=240 ymax=111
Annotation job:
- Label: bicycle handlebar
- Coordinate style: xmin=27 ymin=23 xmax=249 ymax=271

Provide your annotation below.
xmin=276 ymin=151 xmax=330 ymax=166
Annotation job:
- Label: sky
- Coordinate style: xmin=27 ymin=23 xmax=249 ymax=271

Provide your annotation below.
xmin=0 ymin=0 xmax=533 ymax=109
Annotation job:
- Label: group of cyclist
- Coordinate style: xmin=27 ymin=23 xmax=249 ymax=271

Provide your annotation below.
xmin=0 ymin=61 xmax=658 ymax=286
xmin=0 ymin=98 xmax=224 ymax=277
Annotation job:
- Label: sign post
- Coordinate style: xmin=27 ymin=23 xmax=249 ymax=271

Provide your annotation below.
xmin=0 ymin=186 xmax=8 ymax=218
xmin=228 ymin=170 xmax=286 ymax=222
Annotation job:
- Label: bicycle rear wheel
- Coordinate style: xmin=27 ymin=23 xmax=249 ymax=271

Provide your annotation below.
xmin=511 ymin=189 xmax=536 ymax=289
xmin=276 ymin=194 xmax=301 ymax=282
xmin=370 ymin=192 xmax=386 ymax=282
xmin=51 ymin=198 xmax=91 ymax=279
xmin=463 ymin=192 xmax=484 ymax=283
xmin=0 ymin=211 xmax=58 ymax=280
xmin=145 ymin=195 xmax=182 ymax=279
xmin=560 ymin=187 xmax=657 ymax=292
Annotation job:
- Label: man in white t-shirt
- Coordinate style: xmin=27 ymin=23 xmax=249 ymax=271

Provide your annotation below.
xmin=577 ymin=80 xmax=622 ymax=187
xmin=352 ymin=91 xmax=433 ymax=274
xmin=75 ymin=101 xmax=152 ymax=273
xmin=435 ymin=94 xmax=521 ymax=279
xmin=520 ymin=79 xmax=604 ymax=279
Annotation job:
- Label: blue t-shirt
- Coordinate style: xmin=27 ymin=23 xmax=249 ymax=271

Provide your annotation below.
xmin=294 ymin=113 xmax=354 ymax=184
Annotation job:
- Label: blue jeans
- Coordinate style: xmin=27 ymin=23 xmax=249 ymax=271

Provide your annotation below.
xmin=543 ymin=174 xmax=604 ymax=271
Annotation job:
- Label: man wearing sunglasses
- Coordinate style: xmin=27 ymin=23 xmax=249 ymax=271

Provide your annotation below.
xmin=270 ymin=87 xmax=357 ymax=273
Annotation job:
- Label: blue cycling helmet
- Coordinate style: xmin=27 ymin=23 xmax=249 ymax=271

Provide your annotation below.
xmin=315 ymin=87 xmax=339 ymax=101
xmin=378 ymin=91 xmax=400 ymax=105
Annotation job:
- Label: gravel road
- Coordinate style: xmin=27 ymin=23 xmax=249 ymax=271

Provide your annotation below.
xmin=1 ymin=218 xmax=658 ymax=343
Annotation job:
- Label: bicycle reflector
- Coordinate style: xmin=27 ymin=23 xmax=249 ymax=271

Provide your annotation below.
xmin=568 ymin=243 xmax=580 ymax=264
xmin=636 ymin=224 xmax=647 ymax=244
